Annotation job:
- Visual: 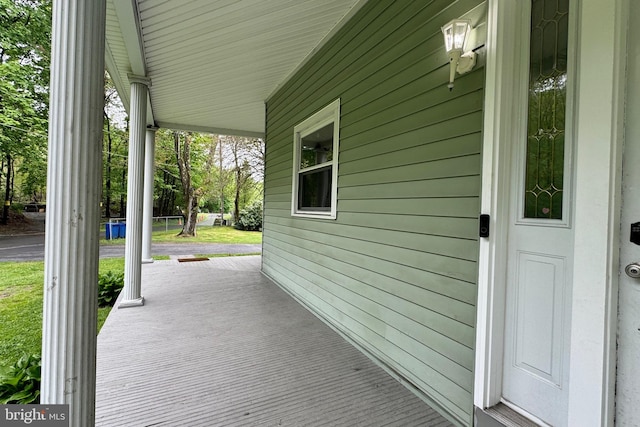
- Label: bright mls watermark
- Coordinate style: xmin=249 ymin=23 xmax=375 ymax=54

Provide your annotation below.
xmin=0 ymin=405 xmax=68 ymax=427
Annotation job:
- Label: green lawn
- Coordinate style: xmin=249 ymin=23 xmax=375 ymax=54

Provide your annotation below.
xmin=0 ymin=262 xmax=45 ymax=368
xmin=0 ymin=258 xmax=125 ymax=367
xmin=1 ymin=227 xmax=261 ymax=367
xmin=153 ymin=226 xmax=262 ymax=244
xmin=100 ymin=225 xmax=262 ymax=245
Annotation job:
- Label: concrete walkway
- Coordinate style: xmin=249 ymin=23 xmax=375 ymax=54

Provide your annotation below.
xmin=95 ymin=256 xmax=453 ymax=426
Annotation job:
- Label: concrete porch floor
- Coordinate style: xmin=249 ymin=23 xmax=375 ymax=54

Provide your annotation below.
xmin=95 ymin=256 xmax=453 ymax=426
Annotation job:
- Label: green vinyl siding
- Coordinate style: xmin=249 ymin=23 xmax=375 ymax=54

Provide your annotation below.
xmin=263 ymin=1 xmax=486 ymax=425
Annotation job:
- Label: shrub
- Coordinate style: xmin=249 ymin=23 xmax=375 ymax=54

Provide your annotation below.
xmin=0 ymin=354 xmax=41 ymax=404
xmin=98 ymin=271 xmax=124 ymax=307
xmin=235 ymin=202 xmax=263 ymax=231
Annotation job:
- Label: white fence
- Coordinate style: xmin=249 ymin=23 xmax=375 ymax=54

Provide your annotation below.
xmin=102 ymin=214 xmax=229 ymax=240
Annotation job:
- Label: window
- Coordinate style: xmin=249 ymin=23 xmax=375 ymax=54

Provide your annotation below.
xmin=523 ymin=0 xmax=569 ymax=219
xmin=291 ymin=99 xmax=340 ymax=219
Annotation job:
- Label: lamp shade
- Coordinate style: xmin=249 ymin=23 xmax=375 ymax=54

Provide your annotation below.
xmin=442 ymin=19 xmax=471 ymax=53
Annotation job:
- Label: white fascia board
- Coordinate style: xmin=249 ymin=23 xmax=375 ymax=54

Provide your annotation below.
xmin=110 ymin=0 xmax=155 ymax=126
xmin=112 ymin=0 xmax=146 ymax=76
xmin=156 ymin=121 xmax=264 ymax=138
xmin=105 ymin=44 xmax=131 ymax=114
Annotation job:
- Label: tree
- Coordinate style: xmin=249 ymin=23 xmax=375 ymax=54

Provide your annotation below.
xmin=196 ymin=134 xmax=225 ymax=214
xmin=174 ymin=131 xmax=201 ymax=236
xmin=153 ymin=130 xmax=181 ymax=216
xmin=218 ymin=135 xmax=226 ymax=221
xmin=0 ymin=0 xmax=51 ymax=223
xmin=219 ymin=135 xmax=264 ymax=224
xmin=102 ymin=73 xmax=128 ymax=218
xmin=101 ymin=116 xmax=128 ymax=219
xmin=150 ymin=130 xmax=264 ymax=232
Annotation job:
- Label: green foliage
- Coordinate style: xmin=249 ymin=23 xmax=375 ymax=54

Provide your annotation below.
xmin=0 ymin=354 xmax=41 ymax=404
xmin=0 ymin=0 xmax=52 ymax=203
xmin=152 ymin=131 xmax=264 ymax=221
xmin=154 ymin=129 xmax=183 ymax=216
xmin=98 ymin=271 xmax=124 ymax=307
xmin=102 ymin=74 xmax=129 ymax=218
xmin=18 ymin=147 xmax=47 ymax=199
xmin=235 ymin=201 xmax=263 ymax=231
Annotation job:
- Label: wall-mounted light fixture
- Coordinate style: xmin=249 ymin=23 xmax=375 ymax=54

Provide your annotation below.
xmin=441 ymin=19 xmax=476 ymax=90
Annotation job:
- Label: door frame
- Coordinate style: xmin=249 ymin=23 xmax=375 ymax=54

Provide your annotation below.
xmin=475 ymin=0 xmax=628 ymax=425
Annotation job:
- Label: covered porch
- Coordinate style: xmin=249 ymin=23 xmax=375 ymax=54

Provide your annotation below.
xmin=42 ymin=1 xmax=378 ymax=424
xmin=95 ymin=256 xmax=452 ymax=426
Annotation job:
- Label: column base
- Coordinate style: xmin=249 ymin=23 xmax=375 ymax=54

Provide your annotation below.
xmin=142 ymin=258 xmax=154 ymax=264
xmin=118 ymin=297 xmax=145 ymax=309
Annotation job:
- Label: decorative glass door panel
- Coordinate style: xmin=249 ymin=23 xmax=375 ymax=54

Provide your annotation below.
xmin=524 ymin=0 xmax=569 ymax=219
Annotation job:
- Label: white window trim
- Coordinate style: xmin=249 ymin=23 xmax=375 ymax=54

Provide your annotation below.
xmin=291 ymin=98 xmax=340 ymax=219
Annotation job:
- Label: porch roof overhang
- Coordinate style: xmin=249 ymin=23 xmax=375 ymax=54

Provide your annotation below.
xmin=105 ymin=0 xmax=367 ymax=138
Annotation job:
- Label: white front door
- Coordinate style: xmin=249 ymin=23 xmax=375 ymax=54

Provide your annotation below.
xmin=617 ymin=1 xmax=640 ymax=424
xmin=501 ymin=1 xmax=574 ymax=425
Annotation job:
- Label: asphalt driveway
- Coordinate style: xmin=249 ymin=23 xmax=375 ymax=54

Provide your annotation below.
xmin=0 ymin=233 xmax=261 ymax=262
xmin=0 ymin=212 xmax=261 ymax=262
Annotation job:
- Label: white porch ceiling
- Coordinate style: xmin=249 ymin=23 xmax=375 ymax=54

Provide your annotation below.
xmin=105 ymin=0 xmax=366 ymax=137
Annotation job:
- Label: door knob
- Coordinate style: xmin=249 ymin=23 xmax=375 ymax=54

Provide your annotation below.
xmin=625 ymin=262 xmax=640 ymax=278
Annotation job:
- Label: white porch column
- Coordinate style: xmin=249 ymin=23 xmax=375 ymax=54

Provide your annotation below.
xmin=141 ymin=126 xmax=157 ymax=263
xmin=41 ymin=0 xmax=106 ymax=426
xmin=120 ymin=76 xmax=150 ymax=308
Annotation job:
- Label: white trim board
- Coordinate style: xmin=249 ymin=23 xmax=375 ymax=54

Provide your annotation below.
xmin=567 ymin=0 xmax=627 ymax=425
xmin=475 ymin=0 xmax=521 ymax=410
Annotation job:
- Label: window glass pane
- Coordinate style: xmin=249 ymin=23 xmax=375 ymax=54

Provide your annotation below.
xmin=300 ymin=123 xmax=333 ymax=169
xmin=298 ymin=166 xmax=332 ymax=211
xmin=524 ymin=0 xmax=569 ymax=219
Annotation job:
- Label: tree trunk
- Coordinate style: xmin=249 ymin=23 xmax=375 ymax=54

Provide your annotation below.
xmin=230 ymin=137 xmax=241 ymax=225
xmin=1 ymin=153 xmax=11 ymax=225
xmin=120 ymin=166 xmax=126 ymax=217
xmin=183 ymin=192 xmax=198 ymax=235
xmin=234 ymin=166 xmax=241 ymax=225
xmin=174 ymin=132 xmax=197 ymax=236
xmin=158 ymin=170 xmax=171 ymax=216
xmin=219 ymin=136 xmax=224 ymax=224
xmin=9 ymin=155 xmax=14 ymax=203
xmin=104 ymin=114 xmax=113 ymax=218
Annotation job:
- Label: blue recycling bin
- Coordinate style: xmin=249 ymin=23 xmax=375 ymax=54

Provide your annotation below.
xmin=105 ymin=223 xmax=117 ymax=239
xmin=118 ymin=222 xmax=126 ymax=238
